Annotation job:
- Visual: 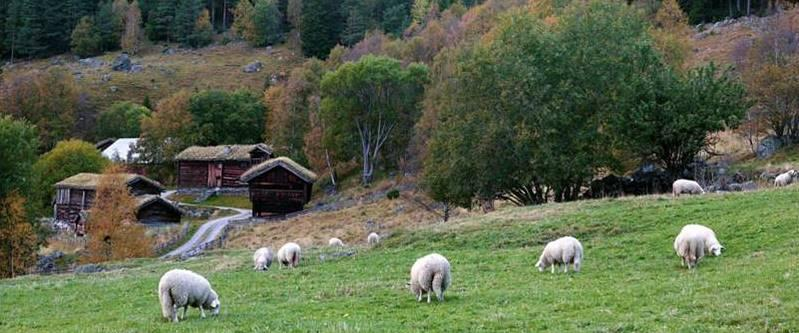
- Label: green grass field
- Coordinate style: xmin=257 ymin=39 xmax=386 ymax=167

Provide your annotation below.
xmin=2 ymin=188 xmax=798 ymax=332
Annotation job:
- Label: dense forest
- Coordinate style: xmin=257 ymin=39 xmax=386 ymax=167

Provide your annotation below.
xmin=0 ymin=0 xmax=789 ymax=60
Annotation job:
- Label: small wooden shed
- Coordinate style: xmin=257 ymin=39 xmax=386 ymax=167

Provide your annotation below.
xmin=240 ymin=157 xmax=317 ymax=217
xmin=135 ymin=195 xmax=183 ymax=225
xmin=53 ymin=173 xmax=167 ymax=224
xmin=175 ymin=144 xmax=274 ymax=189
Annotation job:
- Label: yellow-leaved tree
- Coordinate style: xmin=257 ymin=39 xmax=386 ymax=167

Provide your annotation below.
xmin=82 ymin=165 xmax=152 ymax=263
xmin=0 ymin=192 xmax=38 ymax=278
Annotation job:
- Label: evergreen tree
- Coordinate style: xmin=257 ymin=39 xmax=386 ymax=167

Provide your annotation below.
xmin=95 ymin=1 xmax=123 ymax=52
xmin=189 ymin=9 xmax=213 ymax=47
xmin=146 ymin=0 xmax=176 ymax=41
xmin=71 ymin=16 xmax=101 ymax=57
xmin=341 ymin=7 xmax=367 ymax=46
xmin=232 ymin=0 xmax=256 ymax=42
xmin=382 ymin=3 xmax=410 ymax=37
xmin=173 ymin=0 xmax=203 ymax=46
xmin=252 ymin=0 xmax=283 ymax=46
xmin=300 ymin=0 xmax=342 ymax=59
xmin=13 ymin=0 xmax=48 ymax=57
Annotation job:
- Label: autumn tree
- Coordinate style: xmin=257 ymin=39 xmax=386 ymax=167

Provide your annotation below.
xmin=33 ymin=140 xmax=110 ymax=211
xmin=121 ymin=0 xmax=143 ymax=54
xmin=0 ymin=192 xmax=38 ymax=278
xmin=82 ymin=165 xmax=153 ymax=263
xmin=0 ymin=68 xmax=86 ymax=151
xmin=321 ymin=55 xmax=429 ymax=185
xmin=650 ymin=0 xmax=692 ymax=71
xmin=190 ymin=9 xmax=213 ymax=47
xmin=138 ymin=90 xmax=195 ymax=182
xmin=264 ymin=58 xmax=326 ymax=165
xmin=71 ymin=16 xmax=102 ymax=57
xmin=232 ymin=0 xmax=257 ymax=42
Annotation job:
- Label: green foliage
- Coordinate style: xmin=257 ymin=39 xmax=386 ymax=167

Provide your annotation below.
xmin=381 ymin=3 xmax=410 ymax=37
xmin=146 ymin=0 xmax=177 ymax=41
xmin=0 ymin=115 xmax=39 ymax=200
xmin=189 ymin=9 xmax=213 ymax=47
xmin=70 ymin=16 xmax=101 ymax=58
xmin=251 ymin=0 xmax=283 ymax=46
xmin=95 ymin=1 xmax=123 ymax=52
xmin=32 ymin=139 xmax=110 ymax=211
xmin=188 ymin=90 xmax=266 ymax=145
xmin=423 ymin=0 xmax=745 ymax=208
xmin=386 ymin=188 xmax=399 ymax=200
xmin=615 ymin=64 xmax=747 ymax=177
xmin=173 ymin=0 xmax=204 ymax=47
xmin=95 ymin=101 xmax=152 ymax=139
xmin=300 ymin=0 xmax=342 ymax=58
xmin=321 ymin=55 xmax=428 ymax=184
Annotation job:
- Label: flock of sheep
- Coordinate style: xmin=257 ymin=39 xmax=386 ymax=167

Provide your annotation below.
xmin=157 ymin=175 xmax=769 ymax=323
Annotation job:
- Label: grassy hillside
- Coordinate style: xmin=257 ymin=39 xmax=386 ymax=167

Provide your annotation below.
xmin=3 ymin=42 xmax=302 ymax=111
xmin=2 ymin=188 xmax=798 ymax=332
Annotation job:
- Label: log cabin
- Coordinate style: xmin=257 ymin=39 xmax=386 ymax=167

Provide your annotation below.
xmin=53 ymin=173 xmax=180 ymax=233
xmin=240 ymin=157 xmax=317 ymax=217
xmin=175 ymin=144 xmax=274 ymax=190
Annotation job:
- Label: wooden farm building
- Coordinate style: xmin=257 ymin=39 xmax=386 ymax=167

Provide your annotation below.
xmin=240 ymin=157 xmax=317 ymax=216
xmin=53 ymin=173 xmax=181 ymax=234
xmin=175 ymin=144 xmax=274 ymax=189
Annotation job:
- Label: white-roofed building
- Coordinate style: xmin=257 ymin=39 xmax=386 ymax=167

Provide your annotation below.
xmin=101 ymin=138 xmax=140 ymax=163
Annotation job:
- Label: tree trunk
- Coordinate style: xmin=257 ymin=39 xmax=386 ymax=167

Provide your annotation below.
xmin=443 ymin=203 xmax=450 ymax=222
xmin=324 ymin=149 xmax=336 ymax=191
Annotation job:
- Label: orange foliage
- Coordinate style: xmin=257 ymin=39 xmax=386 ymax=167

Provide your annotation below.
xmin=81 ymin=165 xmax=153 ymax=263
xmin=0 ymin=192 xmax=38 ymax=278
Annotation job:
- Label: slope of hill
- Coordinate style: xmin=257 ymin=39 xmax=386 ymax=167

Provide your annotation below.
xmin=2 ymin=42 xmax=303 ymax=111
xmin=1 ymin=186 xmax=797 ymax=332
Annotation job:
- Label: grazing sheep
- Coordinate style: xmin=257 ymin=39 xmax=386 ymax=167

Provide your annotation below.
xmin=672 ymin=179 xmax=705 ymax=197
xmin=277 ymin=242 xmax=301 ymax=268
xmin=328 ymin=237 xmax=345 ymax=247
xmin=409 ymin=253 xmax=451 ymax=303
xmin=536 ymin=236 xmax=583 ymax=273
xmin=673 ymin=224 xmax=724 ymax=269
xmin=158 ymin=269 xmax=220 ymax=323
xmin=253 ymin=247 xmax=273 ymax=271
xmin=367 ymin=232 xmax=380 ymax=245
xmin=774 ymin=170 xmax=797 ymax=187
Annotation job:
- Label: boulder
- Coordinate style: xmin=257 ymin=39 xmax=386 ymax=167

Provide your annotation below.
xmin=756 ymin=136 xmax=782 ymax=159
xmin=79 ymin=58 xmax=105 ymax=68
xmin=111 ymin=53 xmax=132 ymax=71
xmin=74 ymin=263 xmax=106 ymax=274
xmin=36 ymin=251 xmax=64 ymax=274
xmin=101 ymin=73 xmax=112 ymax=82
xmin=162 ymin=47 xmax=176 ymax=55
xmin=242 ymin=60 xmax=263 ymax=73
xmin=129 ymin=64 xmax=144 ymax=73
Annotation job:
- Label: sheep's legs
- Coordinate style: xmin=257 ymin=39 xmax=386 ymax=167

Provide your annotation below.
xmin=551 ymin=265 xmax=555 ymax=274
xmin=563 ymin=264 xmax=568 ymax=273
xmin=417 ymin=290 xmax=422 ymax=302
xmin=427 ymin=292 xmax=431 ymax=303
xmin=200 ymin=306 xmax=206 ymax=319
xmin=172 ymin=305 xmax=179 ymax=323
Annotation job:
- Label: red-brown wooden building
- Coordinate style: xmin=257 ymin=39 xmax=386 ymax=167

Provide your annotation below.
xmin=175 ymin=144 xmax=273 ymax=190
xmin=240 ymin=157 xmax=317 ymax=216
xmin=53 ymin=173 xmax=181 ymax=234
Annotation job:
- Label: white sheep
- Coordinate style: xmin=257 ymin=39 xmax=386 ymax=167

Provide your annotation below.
xmin=367 ymin=232 xmax=380 ymax=245
xmin=328 ymin=237 xmax=345 ymax=247
xmin=409 ymin=253 xmax=451 ymax=303
xmin=774 ymin=170 xmax=797 ymax=187
xmin=277 ymin=242 xmax=301 ymax=268
xmin=672 ymin=179 xmax=705 ymax=197
xmin=158 ymin=269 xmax=220 ymax=323
xmin=673 ymin=224 xmax=723 ymax=269
xmin=253 ymin=247 xmax=273 ymax=271
xmin=536 ymin=236 xmax=583 ymax=273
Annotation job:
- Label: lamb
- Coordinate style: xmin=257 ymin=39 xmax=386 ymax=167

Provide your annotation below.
xmin=673 ymin=224 xmax=723 ymax=269
xmin=328 ymin=237 xmax=345 ymax=247
xmin=672 ymin=179 xmax=705 ymax=197
xmin=158 ymin=269 xmax=220 ymax=323
xmin=774 ymin=170 xmax=797 ymax=187
xmin=367 ymin=232 xmax=380 ymax=245
xmin=535 ymin=236 xmax=583 ymax=273
xmin=253 ymin=247 xmax=273 ymax=271
xmin=409 ymin=253 xmax=451 ymax=303
xmin=277 ymin=242 xmax=301 ymax=268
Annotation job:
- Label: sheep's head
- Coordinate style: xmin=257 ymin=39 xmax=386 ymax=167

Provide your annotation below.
xmin=208 ymin=290 xmax=221 ymax=316
xmin=535 ymin=260 xmax=545 ymax=272
xmin=790 ymin=170 xmax=798 ymax=178
xmin=710 ymin=244 xmax=723 ymax=256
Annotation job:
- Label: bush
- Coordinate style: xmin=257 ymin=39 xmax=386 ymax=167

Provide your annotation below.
xmin=386 ymin=189 xmax=400 ymax=200
xmin=95 ymin=101 xmax=152 ymax=139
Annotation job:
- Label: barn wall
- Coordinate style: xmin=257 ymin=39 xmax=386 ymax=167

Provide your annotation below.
xmin=55 ymin=189 xmax=95 ymax=222
xmin=221 ymin=161 xmax=251 ymax=187
xmin=178 ymin=161 xmax=209 ymax=188
xmin=248 ymin=167 xmax=312 ymax=216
